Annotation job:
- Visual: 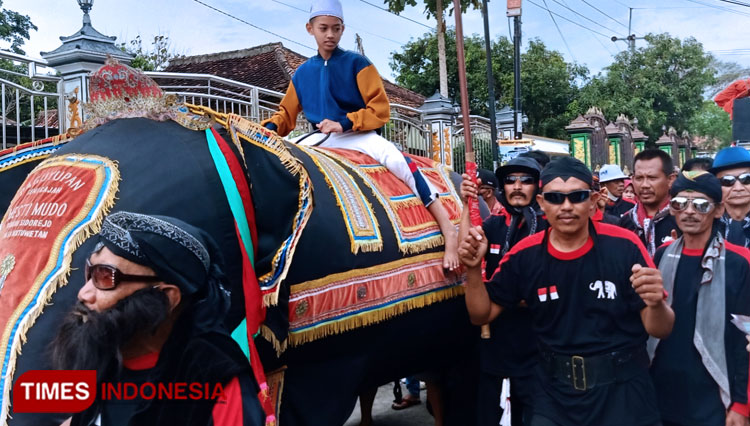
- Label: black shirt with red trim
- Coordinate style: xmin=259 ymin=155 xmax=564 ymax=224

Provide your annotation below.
xmin=97 ymin=352 xmax=265 ymax=426
xmin=486 ymin=222 xmax=660 ymax=425
xmin=651 ymin=241 xmax=750 ymax=426
xmin=481 ymin=210 xmax=548 ymax=376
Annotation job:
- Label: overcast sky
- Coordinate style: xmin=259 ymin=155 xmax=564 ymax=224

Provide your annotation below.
xmin=11 ymin=0 xmax=750 ymax=84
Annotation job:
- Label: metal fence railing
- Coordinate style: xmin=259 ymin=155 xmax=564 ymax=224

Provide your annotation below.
xmin=0 ymin=50 xmax=62 ymax=149
xmin=451 ymin=115 xmax=495 ymax=173
xmin=0 ymin=50 xmax=517 ymax=172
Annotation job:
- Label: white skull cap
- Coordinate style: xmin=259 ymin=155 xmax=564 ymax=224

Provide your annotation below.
xmin=310 ymin=0 xmax=344 ymax=23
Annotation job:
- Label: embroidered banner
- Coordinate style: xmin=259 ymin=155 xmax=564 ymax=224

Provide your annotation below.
xmin=298 ymin=145 xmax=382 ymax=254
xmin=0 ymin=135 xmax=70 ymax=174
xmin=0 ymin=155 xmax=119 ymax=424
xmin=285 ymin=252 xmax=464 ymax=347
xmin=314 ymin=148 xmax=461 ymax=254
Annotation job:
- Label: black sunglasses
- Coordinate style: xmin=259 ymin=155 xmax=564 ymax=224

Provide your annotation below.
xmin=669 ymin=196 xmax=715 ymax=214
xmin=504 ymin=175 xmax=535 ymax=185
xmin=85 ymin=259 xmax=162 ymax=291
xmin=542 ymin=190 xmax=591 ymax=205
xmin=719 ymin=173 xmax=750 ymax=187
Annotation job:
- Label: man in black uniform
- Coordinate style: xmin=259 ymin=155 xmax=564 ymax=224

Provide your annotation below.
xmin=711 ymin=147 xmax=750 ymax=248
xmin=650 ymin=170 xmax=750 ymax=426
xmin=459 ymin=156 xmax=674 ymax=426
xmin=620 ymin=149 xmax=679 ymax=256
xmin=461 ymin=156 xmax=547 ymax=426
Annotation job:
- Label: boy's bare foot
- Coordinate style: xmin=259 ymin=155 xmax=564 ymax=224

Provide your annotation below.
xmin=443 ymin=230 xmax=459 ymax=271
xmin=426 ymin=200 xmax=460 ymax=271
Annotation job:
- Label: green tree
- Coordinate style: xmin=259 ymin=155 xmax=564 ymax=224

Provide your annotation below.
xmin=391 ymin=32 xmax=584 ymax=139
xmin=384 ymin=0 xmax=480 ymax=98
xmin=501 ymin=40 xmax=588 ymax=139
xmin=118 ymin=34 xmax=181 ymax=71
xmin=577 ymin=33 xmax=715 ymax=142
xmin=707 ymin=58 xmax=749 ymax=98
xmin=688 ymin=100 xmax=732 ymax=151
xmin=0 ymin=1 xmax=36 ymax=55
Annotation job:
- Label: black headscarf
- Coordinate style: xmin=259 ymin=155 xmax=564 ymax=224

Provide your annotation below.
xmin=97 ymin=211 xmax=231 ymax=334
xmin=670 ymin=170 xmax=723 ymax=203
xmin=494 ymin=157 xmax=544 ymax=254
xmin=540 ymin=156 xmax=593 ymax=189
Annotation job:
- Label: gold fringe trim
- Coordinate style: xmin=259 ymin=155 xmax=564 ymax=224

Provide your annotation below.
xmin=390 ymin=197 xmax=424 ymax=209
xmin=298 ymin=146 xmax=382 ymax=255
xmin=183 ymin=107 xmax=313 ymax=308
xmin=227 ymin=115 xmax=314 ymax=305
xmin=288 ymin=284 xmax=465 ymax=348
xmin=260 ymin=325 xmax=289 ymax=357
xmin=0 ymin=155 xmax=119 ymax=426
xmin=292 ymin=252 xmax=443 ymax=292
xmin=185 ymin=104 xmax=248 ymax=166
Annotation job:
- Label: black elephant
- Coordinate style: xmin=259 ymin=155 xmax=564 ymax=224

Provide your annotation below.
xmin=0 ymin=103 xmax=480 ymax=425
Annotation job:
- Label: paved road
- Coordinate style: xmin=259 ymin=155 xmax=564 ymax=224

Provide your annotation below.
xmin=344 ymin=383 xmax=434 ymax=426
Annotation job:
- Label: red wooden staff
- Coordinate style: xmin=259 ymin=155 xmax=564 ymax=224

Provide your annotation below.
xmin=452 ymin=0 xmax=489 ymax=338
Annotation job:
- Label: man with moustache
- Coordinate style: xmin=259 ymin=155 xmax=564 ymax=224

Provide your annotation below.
xmin=460 ymin=156 xmax=673 ymax=426
xmin=51 ymin=212 xmax=265 ymax=426
xmin=620 ymin=149 xmax=679 ymax=256
xmin=710 ymin=147 xmax=750 ymax=248
xmin=650 ymin=170 xmax=750 ymax=426
xmin=461 ymin=156 xmax=547 ymax=426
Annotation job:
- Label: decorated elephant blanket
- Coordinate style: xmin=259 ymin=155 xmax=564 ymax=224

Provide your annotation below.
xmin=224 ymin=116 xmax=466 ymax=353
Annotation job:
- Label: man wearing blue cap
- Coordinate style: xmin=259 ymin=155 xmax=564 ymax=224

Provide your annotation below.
xmin=461 ymin=157 xmax=548 ymax=426
xmin=650 ymin=171 xmax=750 ymax=426
xmin=262 ymin=0 xmax=458 ymax=270
xmin=710 ymin=147 xmax=750 ymax=248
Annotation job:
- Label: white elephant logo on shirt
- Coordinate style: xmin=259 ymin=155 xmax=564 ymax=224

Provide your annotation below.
xmin=589 ymin=280 xmax=617 ymax=299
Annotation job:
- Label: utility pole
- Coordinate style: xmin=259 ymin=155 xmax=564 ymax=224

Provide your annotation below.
xmin=508 ymin=0 xmax=522 ymax=139
xmin=611 ymin=8 xmax=644 ymax=53
xmin=482 ymin=0 xmax=499 ymax=169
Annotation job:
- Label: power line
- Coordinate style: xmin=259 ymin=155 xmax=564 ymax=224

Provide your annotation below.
xmin=547 ymin=0 xmax=623 ymax=35
xmin=577 ymin=0 xmax=630 ymax=30
xmin=192 ymin=0 xmax=316 ymax=51
xmin=541 ymin=0 xmax=578 ymax=62
xmin=270 ymin=0 xmax=405 ymax=45
xmin=356 ymin=0 xmax=433 ymax=29
xmin=713 ymin=0 xmax=750 ymax=7
xmin=526 ymin=0 xmax=611 ymax=38
xmin=680 ymin=0 xmax=750 ymax=16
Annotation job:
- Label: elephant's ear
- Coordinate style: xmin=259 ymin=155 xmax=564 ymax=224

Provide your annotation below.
xmin=223 ymin=113 xmax=313 ymax=307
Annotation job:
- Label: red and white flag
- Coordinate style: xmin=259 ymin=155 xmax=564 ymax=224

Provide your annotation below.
xmin=550 ymin=285 xmax=559 ymax=300
xmin=490 ymin=244 xmax=501 ymax=255
xmin=537 ymin=287 xmax=548 ymax=302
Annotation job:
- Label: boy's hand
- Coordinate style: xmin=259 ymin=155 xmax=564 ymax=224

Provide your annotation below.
xmin=460 ymin=173 xmax=479 ymax=203
xmin=317 ymin=119 xmax=343 ymax=134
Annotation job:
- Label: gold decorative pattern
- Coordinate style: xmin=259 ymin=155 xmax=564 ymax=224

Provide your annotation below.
xmin=298 ymin=146 xmax=382 ymax=254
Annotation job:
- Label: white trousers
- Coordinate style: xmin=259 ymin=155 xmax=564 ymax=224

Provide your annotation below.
xmin=294 ymin=130 xmax=434 ymax=204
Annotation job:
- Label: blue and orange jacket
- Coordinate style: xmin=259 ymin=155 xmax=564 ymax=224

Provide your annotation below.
xmin=262 ymin=47 xmax=390 ymax=136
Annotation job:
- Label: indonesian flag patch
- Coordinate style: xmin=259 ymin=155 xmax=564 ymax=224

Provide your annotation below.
xmin=537 ymin=287 xmax=548 ymax=302
xmin=550 ymin=285 xmax=559 ymax=300
xmin=490 ymin=244 xmax=501 ymax=255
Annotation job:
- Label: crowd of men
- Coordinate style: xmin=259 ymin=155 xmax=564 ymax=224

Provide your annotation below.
xmin=458 ymin=147 xmax=750 ymax=426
